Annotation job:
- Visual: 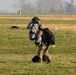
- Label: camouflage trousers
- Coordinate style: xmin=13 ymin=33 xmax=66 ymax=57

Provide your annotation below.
xmin=37 ymin=44 xmax=51 ymax=63
xmin=35 ymin=30 xmax=51 ymax=63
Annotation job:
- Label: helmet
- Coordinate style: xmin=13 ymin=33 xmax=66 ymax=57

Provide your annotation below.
xmin=32 ymin=16 xmax=40 ymax=21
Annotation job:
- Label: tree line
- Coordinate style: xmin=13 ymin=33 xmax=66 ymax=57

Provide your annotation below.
xmin=15 ymin=0 xmax=76 ymax=14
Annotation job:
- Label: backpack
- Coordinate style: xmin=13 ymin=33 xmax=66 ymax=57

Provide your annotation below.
xmin=42 ymin=28 xmax=55 ymax=45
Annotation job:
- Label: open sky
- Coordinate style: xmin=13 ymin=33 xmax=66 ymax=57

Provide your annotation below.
xmin=0 ymin=0 xmax=74 ymax=13
xmin=0 ymin=0 xmax=18 ymax=13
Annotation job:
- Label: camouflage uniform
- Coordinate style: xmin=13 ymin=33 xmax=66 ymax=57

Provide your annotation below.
xmin=36 ymin=27 xmax=51 ymax=63
xmin=38 ymin=44 xmax=51 ymax=63
xmin=27 ymin=17 xmax=51 ymax=63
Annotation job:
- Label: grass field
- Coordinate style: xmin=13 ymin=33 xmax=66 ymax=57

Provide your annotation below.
xmin=0 ymin=14 xmax=76 ymax=75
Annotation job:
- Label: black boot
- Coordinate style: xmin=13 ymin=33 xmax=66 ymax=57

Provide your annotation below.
xmin=47 ymin=59 xmax=51 ymax=63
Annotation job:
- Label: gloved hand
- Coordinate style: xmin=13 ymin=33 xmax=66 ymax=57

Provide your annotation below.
xmin=52 ymin=45 xmax=55 ymax=48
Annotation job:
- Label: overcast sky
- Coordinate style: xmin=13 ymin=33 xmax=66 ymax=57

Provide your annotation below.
xmin=0 ymin=0 xmax=17 ymax=13
xmin=0 ymin=0 xmax=74 ymax=13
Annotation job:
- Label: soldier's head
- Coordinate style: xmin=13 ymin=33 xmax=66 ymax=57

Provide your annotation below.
xmin=32 ymin=16 xmax=40 ymax=23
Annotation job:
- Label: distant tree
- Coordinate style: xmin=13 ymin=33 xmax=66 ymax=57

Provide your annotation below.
xmin=66 ymin=4 xmax=74 ymax=13
xmin=21 ymin=3 xmax=36 ymax=14
xmin=14 ymin=0 xmax=66 ymax=14
xmin=64 ymin=0 xmax=75 ymax=13
xmin=14 ymin=0 xmax=37 ymax=14
xmin=37 ymin=0 xmax=64 ymax=14
xmin=74 ymin=6 xmax=76 ymax=12
xmin=13 ymin=0 xmax=26 ymax=13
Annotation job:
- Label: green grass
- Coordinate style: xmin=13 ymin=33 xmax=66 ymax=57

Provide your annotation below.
xmin=0 ymin=25 xmax=76 ymax=75
xmin=0 ymin=19 xmax=28 ymax=24
xmin=0 ymin=19 xmax=76 ymax=24
xmin=0 ymin=15 xmax=76 ymax=75
xmin=42 ymin=20 xmax=76 ymax=24
xmin=0 ymin=54 xmax=76 ymax=75
xmin=50 ymin=30 xmax=76 ymax=54
xmin=0 ymin=26 xmax=37 ymax=54
xmin=0 ymin=25 xmax=76 ymax=54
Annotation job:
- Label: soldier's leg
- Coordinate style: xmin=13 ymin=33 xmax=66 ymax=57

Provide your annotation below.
xmin=37 ymin=45 xmax=45 ymax=63
xmin=44 ymin=45 xmax=51 ymax=63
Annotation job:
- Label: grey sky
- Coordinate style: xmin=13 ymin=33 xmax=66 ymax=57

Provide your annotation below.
xmin=0 ymin=0 xmax=17 ymax=13
xmin=0 ymin=0 xmax=74 ymax=13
